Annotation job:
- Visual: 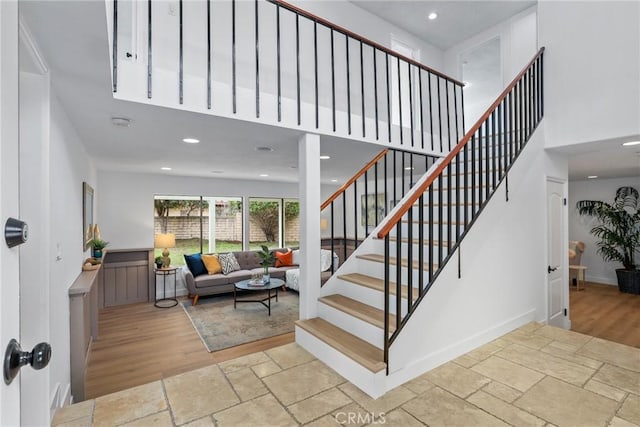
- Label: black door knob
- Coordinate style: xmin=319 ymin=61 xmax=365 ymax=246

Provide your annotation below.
xmin=3 ymin=339 xmax=52 ymax=385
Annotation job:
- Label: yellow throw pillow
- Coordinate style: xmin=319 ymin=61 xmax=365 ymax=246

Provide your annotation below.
xmin=202 ymin=254 xmax=222 ymax=275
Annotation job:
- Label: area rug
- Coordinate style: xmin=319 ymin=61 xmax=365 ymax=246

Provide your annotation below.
xmin=181 ymin=291 xmax=299 ymax=352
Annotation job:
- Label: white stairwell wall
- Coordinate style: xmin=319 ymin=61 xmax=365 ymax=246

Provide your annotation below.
xmin=298 ymin=122 xmax=569 ymax=397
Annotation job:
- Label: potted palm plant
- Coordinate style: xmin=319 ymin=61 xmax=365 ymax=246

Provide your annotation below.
xmin=576 ymin=186 xmax=639 ymax=294
xmin=257 ymin=245 xmax=275 ymax=283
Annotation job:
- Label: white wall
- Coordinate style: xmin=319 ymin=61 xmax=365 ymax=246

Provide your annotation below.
xmin=49 ymin=93 xmax=97 ymax=406
xmin=443 ymin=7 xmax=538 ymax=129
xmin=387 ymin=123 xmax=569 ymax=381
xmin=569 ymin=177 xmax=640 ymax=285
xmin=538 ymin=1 xmax=640 ymax=148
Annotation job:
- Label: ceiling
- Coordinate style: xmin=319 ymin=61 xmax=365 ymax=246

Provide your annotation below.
xmin=19 ymin=1 xmax=637 ymax=187
xmin=351 ymin=1 xmax=536 ymax=50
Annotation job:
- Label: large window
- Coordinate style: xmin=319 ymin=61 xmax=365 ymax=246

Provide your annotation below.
xmin=154 ymin=196 xmax=298 ymax=265
xmin=154 ymin=195 xmax=243 ymax=265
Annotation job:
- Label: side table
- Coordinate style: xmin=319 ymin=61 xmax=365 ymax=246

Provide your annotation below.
xmin=155 ymin=266 xmax=178 ymax=308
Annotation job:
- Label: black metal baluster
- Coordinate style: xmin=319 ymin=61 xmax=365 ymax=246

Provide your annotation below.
xmin=112 ymin=0 xmax=118 ymax=93
xmin=396 ymin=220 xmax=402 ymax=331
xmin=407 ymin=195 xmax=413 ymax=313
xmin=330 ymin=203 xmax=335 ymax=274
xmin=384 ymin=152 xmax=388 ymax=216
xmin=408 ymin=64 xmax=414 ymax=147
xmin=437 ymin=76 xmax=443 ymax=152
xmin=419 ymin=70 xmax=424 ymax=150
xmin=519 ymin=80 xmax=523 ymax=150
xmin=509 ymin=92 xmax=514 ymax=165
xmin=206 ymin=0 xmax=211 ymax=109
xmin=314 ymin=21 xmax=318 ymax=128
xmin=373 ymin=47 xmax=379 ymax=140
xmin=364 ymin=171 xmax=369 ymax=234
xmin=231 ymin=0 xmax=236 ymax=113
xmin=447 ymin=162 xmax=451 ymax=252
xmin=342 ymin=192 xmax=347 ymax=262
xmin=478 ymin=126 xmax=483 ymax=205
xmin=491 ymin=111 xmax=497 ymax=190
xmin=353 ymin=181 xmax=358 ymax=247
xmin=418 ymin=193 xmax=424 ymax=296
xmin=384 ymin=235 xmax=390 ymax=373
xmin=485 ymin=121 xmax=490 ymax=199
xmin=464 ymin=142 xmax=469 ymax=228
xmin=179 ymin=0 xmax=183 ymax=104
xmin=386 ymin=53 xmax=391 ymax=142
xmin=455 ymin=152 xmax=460 ymax=244
xmin=428 ymin=184 xmax=434 ymax=283
xmin=397 ymin=57 xmax=403 ymax=145
xmin=445 ymin=81 xmax=451 ymax=151
xmin=437 ymin=174 xmax=443 ymax=267
xmin=428 ymin=73 xmax=434 ymax=151
xmin=331 ymin=29 xmax=335 ymax=131
xmin=498 ymin=103 xmax=503 ymax=178
xmin=254 ymin=0 xmax=259 ymax=116
xmin=276 ymin=4 xmax=281 ymax=121
xmin=454 ymin=85 xmax=461 ymax=240
xmin=346 ymin=36 xmax=351 ymax=134
xmin=393 ymin=150 xmax=397 ymax=207
xmin=541 ymin=53 xmax=544 ymax=117
xmin=375 ymin=163 xmax=379 ymax=227
xmin=296 ymin=15 xmax=300 ymax=125
xmin=360 ymin=41 xmax=365 ymax=137
xmin=401 ymin=152 xmax=405 ymax=198
xmin=471 ymin=135 xmax=476 ymax=218
xmin=147 ymin=0 xmax=152 ymax=98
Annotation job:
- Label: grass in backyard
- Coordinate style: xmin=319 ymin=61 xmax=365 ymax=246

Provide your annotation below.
xmin=155 ymin=238 xmax=291 ymax=266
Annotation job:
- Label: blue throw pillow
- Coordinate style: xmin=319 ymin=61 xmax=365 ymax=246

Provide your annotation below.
xmin=184 ymin=253 xmax=207 ymax=277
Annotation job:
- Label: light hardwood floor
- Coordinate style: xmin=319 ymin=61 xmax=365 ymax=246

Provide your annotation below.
xmin=85 ymin=299 xmax=294 ymax=399
xmin=85 ymin=282 xmax=639 ymax=399
xmin=570 ymin=281 xmax=640 ymax=348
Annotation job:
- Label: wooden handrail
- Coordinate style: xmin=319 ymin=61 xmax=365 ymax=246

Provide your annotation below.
xmin=377 ymin=47 xmax=545 ymax=239
xmin=321 ymin=149 xmax=389 ymax=210
xmin=266 ymin=0 xmax=464 ymax=87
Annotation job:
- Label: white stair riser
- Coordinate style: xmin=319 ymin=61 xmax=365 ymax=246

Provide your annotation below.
xmin=337 ymin=281 xmax=409 ymax=317
xmin=387 ymin=241 xmax=451 ymax=260
xmin=317 ymin=303 xmax=384 ymax=349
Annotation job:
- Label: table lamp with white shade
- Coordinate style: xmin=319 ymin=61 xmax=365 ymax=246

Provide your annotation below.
xmin=155 ymin=233 xmax=176 ymax=268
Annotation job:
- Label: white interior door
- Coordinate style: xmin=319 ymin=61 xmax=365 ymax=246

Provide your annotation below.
xmin=547 ymin=179 xmax=566 ymax=328
xmin=0 ymin=1 xmax=22 ymax=425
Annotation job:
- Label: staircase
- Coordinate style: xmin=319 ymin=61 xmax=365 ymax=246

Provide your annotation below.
xmin=108 ymin=0 xmax=545 ymax=399
xmin=298 ymin=48 xmax=545 ymax=398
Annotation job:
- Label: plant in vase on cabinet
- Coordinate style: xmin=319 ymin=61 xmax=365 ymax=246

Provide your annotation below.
xmin=89 ymin=238 xmax=109 ymax=260
xmin=257 ymin=245 xmax=275 ymax=283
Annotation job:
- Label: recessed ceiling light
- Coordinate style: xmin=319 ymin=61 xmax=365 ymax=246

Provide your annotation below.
xmin=111 ymin=117 xmax=131 ymax=127
xmin=259 ymin=174 xmax=269 ymax=177
xmin=320 ymin=155 xmax=331 ymax=160
xmin=587 ymin=175 xmax=598 ymax=179
xmin=161 ymin=167 xmax=172 ymax=171
xmin=183 ymin=138 xmax=200 ymax=144
xmin=405 ymin=166 xmax=415 ymax=170
xmin=622 ymin=140 xmax=640 ymax=146
xmin=255 ymin=146 xmax=274 ymax=152
xmin=331 ymin=179 xmax=338 ymax=182
xmin=210 ymin=170 xmax=223 ymax=174
xmin=428 ymin=11 xmax=438 ymax=20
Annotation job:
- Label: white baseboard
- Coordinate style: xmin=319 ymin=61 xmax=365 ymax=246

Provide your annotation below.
xmin=386 ymin=309 xmax=536 ymax=392
xmin=50 ymin=382 xmax=72 ymax=422
xmin=585 ymin=275 xmax=617 ymax=286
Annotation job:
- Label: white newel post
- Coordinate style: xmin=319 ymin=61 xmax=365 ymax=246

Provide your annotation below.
xmin=299 ymin=133 xmax=321 ymax=319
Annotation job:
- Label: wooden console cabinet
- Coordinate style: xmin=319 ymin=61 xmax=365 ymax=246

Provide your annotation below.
xmin=99 ymin=248 xmax=154 ymax=308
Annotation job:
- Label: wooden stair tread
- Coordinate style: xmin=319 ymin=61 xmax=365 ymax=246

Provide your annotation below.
xmin=295 ymin=318 xmax=386 ymax=373
xmin=384 ymin=236 xmax=450 ymax=247
xmin=337 ymin=273 xmax=418 ymax=301
xmin=319 ymin=294 xmax=396 ymax=332
xmin=357 ymin=253 xmax=438 ymax=270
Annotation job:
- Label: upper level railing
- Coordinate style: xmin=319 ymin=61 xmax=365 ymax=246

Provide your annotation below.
xmin=376 ymin=48 xmax=545 ymax=371
xmin=110 ymin=0 xmax=464 ymax=153
xmin=320 ymin=148 xmax=440 ymax=275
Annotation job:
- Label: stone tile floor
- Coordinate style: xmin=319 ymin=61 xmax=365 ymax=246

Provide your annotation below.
xmin=52 ymin=323 xmax=640 ymax=426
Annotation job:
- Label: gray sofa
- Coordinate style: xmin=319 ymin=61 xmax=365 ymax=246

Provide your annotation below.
xmin=184 ymin=249 xmax=298 ymax=305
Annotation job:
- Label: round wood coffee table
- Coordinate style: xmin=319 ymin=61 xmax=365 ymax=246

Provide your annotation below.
xmin=234 ymin=278 xmax=285 ymax=316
